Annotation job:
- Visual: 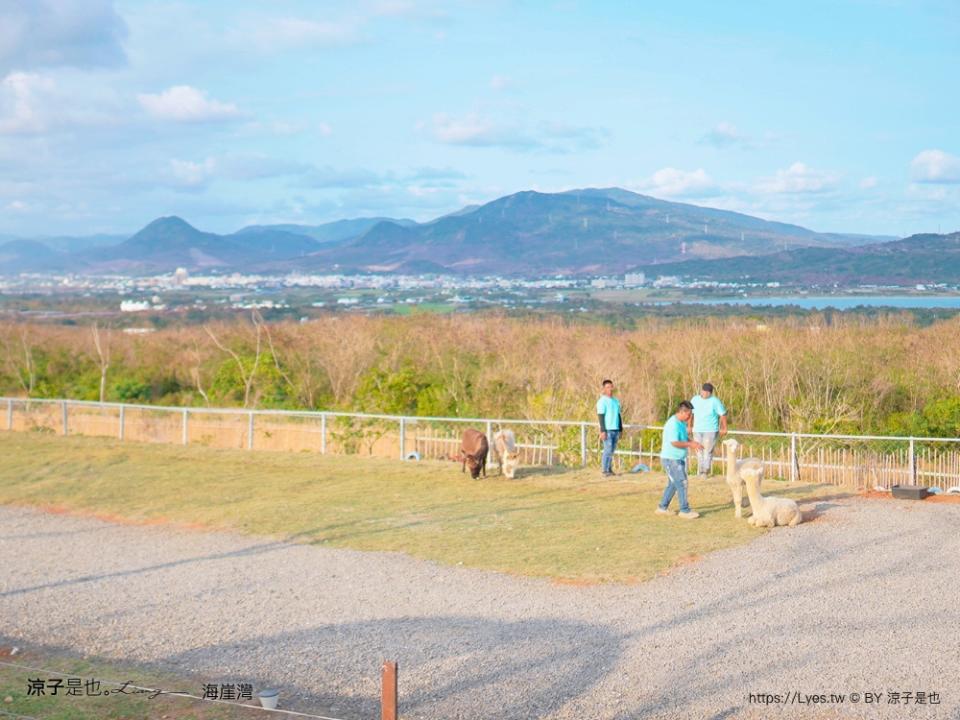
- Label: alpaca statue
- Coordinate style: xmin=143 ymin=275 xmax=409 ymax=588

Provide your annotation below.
xmin=725 ymin=439 xmax=803 ymax=527
xmin=722 ymin=438 xmax=762 ymax=519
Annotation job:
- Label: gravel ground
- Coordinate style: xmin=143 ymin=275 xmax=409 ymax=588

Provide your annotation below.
xmin=1 ymin=496 xmax=959 ymax=720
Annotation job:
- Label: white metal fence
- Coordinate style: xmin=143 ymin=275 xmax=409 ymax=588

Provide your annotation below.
xmin=2 ymin=396 xmax=959 ymax=490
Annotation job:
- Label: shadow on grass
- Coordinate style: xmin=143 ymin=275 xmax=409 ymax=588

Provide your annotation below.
xmin=1 ymin=612 xmax=627 ymax=720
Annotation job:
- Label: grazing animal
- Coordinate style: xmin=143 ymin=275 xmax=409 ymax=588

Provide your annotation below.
xmin=458 ymin=428 xmax=489 ymax=480
xmin=725 ymin=439 xmax=803 ymax=527
xmin=722 ymin=438 xmax=763 ymax=518
xmin=492 ymin=428 xmax=520 ymax=479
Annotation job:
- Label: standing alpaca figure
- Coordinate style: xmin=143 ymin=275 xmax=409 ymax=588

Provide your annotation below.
xmin=725 ymin=439 xmax=803 ymax=527
xmin=492 ymin=428 xmax=520 ymax=479
xmin=722 ymin=438 xmax=762 ymax=519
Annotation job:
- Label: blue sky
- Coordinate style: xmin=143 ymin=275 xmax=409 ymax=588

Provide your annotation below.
xmin=1 ymin=0 xmax=958 ymax=237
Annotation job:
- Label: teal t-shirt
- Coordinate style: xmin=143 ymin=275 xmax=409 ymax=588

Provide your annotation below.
xmin=690 ymin=394 xmax=726 ymax=432
xmin=596 ymin=395 xmax=621 ymax=430
xmin=660 ymin=414 xmax=689 ymax=460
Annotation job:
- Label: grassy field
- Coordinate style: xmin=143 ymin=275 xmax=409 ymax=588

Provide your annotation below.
xmin=0 ymin=432 xmax=835 ymax=583
xmin=0 ymin=646 xmax=264 ymax=720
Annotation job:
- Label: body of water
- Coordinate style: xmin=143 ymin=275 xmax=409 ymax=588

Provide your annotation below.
xmin=656 ymin=296 xmax=960 ymax=310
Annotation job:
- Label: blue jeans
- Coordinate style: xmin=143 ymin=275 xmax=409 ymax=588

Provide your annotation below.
xmin=694 ymin=431 xmax=718 ymax=476
xmin=601 ymin=429 xmax=620 ymax=473
xmin=659 ymin=458 xmax=691 ymax=513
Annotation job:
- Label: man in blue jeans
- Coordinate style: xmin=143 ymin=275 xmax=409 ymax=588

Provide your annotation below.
xmin=689 ymin=382 xmax=727 ymax=477
xmin=596 ymin=379 xmax=623 ymax=476
xmin=656 ymin=400 xmax=704 ymax=519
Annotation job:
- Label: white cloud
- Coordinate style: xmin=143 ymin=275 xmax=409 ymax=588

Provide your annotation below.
xmin=701 ymin=122 xmax=745 ymax=148
xmin=427 ymin=112 xmax=606 ymax=153
xmin=242 ymin=17 xmax=362 ymax=51
xmin=910 ymin=149 xmax=960 ymax=184
xmin=637 ymin=167 xmax=718 ymax=198
xmin=317 ymin=122 xmax=333 ymax=136
xmin=138 ymin=85 xmax=241 ymax=123
xmin=429 ymin=112 xmax=509 ymax=145
xmin=859 ymin=176 xmax=879 ymax=189
xmin=168 ymin=158 xmax=216 ymax=188
xmin=0 ymin=0 xmax=127 ymax=74
xmin=0 ymin=70 xmax=119 ymax=135
xmin=756 ymin=162 xmax=838 ymax=194
xmin=0 ymin=72 xmax=56 ymax=134
xmin=490 ymin=74 xmax=512 ymax=91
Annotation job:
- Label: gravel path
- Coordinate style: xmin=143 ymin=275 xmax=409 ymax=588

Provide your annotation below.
xmin=1 ymin=497 xmax=959 ymax=720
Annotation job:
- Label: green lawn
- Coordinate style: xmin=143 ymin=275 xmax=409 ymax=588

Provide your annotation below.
xmin=0 ymin=432 xmax=833 ymax=583
xmin=0 ymin=647 xmax=264 ymax=720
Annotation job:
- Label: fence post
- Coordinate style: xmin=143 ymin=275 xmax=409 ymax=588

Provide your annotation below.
xmin=320 ymin=413 xmax=327 ymax=454
xmin=381 ymin=661 xmax=398 ymax=720
xmin=6 ymin=398 xmax=12 ymax=430
xmin=247 ymin=412 xmax=254 ymax=450
xmin=118 ymin=405 xmax=125 ymax=440
xmin=399 ymin=417 xmax=406 ymax=459
xmin=790 ymin=433 xmax=798 ymax=483
xmin=62 ymin=400 xmax=68 ymax=436
xmin=486 ymin=420 xmax=493 ymax=463
xmin=580 ymin=422 xmax=587 ymax=466
xmin=909 ymin=436 xmax=916 ymax=484
xmin=182 ymin=409 xmax=189 ymax=445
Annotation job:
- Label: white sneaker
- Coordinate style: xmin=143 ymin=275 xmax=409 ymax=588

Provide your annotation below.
xmin=655 ymin=507 xmax=675 ymax=516
xmin=678 ymin=510 xmax=700 ymax=520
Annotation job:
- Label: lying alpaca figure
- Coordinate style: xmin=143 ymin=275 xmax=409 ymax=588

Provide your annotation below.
xmin=733 ymin=450 xmax=803 ymax=528
xmin=722 ymin=438 xmax=762 ymax=519
xmin=743 ymin=474 xmax=803 ymax=527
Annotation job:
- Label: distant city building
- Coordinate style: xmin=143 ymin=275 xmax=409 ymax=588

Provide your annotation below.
xmin=173 ymin=267 xmax=189 ymax=285
xmin=120 ymin=300 xmax=150 ymax=312
xmin=652 ymin=276 xmax=681 ymax=288
xmin=624 ymin=272 xmax=646 ymax=287
xmin=590 ymin=278 xmax=607 ymax=289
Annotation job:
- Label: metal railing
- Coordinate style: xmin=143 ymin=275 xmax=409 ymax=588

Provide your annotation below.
xmin=2 ymin=396 xmax=960 ymax=489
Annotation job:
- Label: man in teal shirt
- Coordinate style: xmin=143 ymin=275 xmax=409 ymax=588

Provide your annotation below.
xmin=596 ymin=379 xmax=623 ymax=476
xmin=656 ymin=400 xmax=703 ymax=519
xmin=689 ymin=382 xmax=727 ymax=477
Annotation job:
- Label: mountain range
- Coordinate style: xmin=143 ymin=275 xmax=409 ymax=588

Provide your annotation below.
xmin=2 ymin=187 xmax=949 ymax=283
xmin=638 ymin=232 xmax=960 ymax=285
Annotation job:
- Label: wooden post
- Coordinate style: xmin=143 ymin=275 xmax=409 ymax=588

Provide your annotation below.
xmin=118 ymin=405 xmax=125 ymax=440
xmin=381 ymin=661 xmax=398 ymax=720
xmin=62 ymin=400 xmax=68 ymax=436
xmin=399 ymin=417 xmax=406 ymax=459
xmin=247 ymin=412 xmax=254 ymax=450
xmin=320 ymin=413 xmax=327 ymax=454
xmin=6 ymin=398 xmax=12 ymax=430
xmin=580 ymin=423 xmax=587 ymax=466
xmin=909 ymin=437 xmax=916 ymax=484
xmin=182 ymin=409 xmax=189 ymax=445
xmin=790 ymin=433 xmax=798 ymax=483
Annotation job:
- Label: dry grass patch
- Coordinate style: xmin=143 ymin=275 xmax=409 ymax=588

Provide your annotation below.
xmin=0 ymin=433 xmax=835 ymax=583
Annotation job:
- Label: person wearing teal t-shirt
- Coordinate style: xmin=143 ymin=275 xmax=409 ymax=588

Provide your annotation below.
xmin=656 ymin=400 xmax=704 ymax=519
xmin=596 ymin=379 xmax=623 ymax=476
xmin=689 ymin=382 xmax=727 ymax=477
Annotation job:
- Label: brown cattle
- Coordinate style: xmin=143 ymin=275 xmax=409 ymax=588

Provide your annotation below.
xmin=458 ymin=428 xmax=489 ymax=479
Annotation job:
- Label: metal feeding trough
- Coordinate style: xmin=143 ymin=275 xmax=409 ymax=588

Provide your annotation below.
xmin=891 ymin=485 xmax=930 ymax=500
